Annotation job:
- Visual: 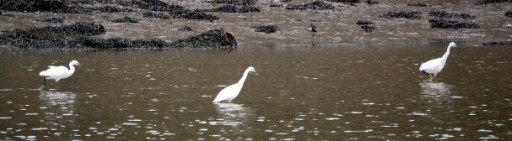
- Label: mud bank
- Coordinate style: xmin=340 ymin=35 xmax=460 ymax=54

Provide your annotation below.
xmin=0 ymin=0 xmax=511 ymax=48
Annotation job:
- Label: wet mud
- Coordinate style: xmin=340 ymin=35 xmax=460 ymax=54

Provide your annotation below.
xmin=0 ymin=0 xmax=511 ymax=48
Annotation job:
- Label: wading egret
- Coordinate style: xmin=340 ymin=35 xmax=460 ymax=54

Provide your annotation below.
xmin=419 ymin=42 xmax=456 ymax=80
xmin=213 ymin=66 xmax=258 ymax=103
xmin=39 ymin=60 xmax=80 ymax=86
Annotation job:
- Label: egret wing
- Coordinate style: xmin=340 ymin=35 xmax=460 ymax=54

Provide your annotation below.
xmin=39 ymin=66 xmax=68 ymax=77
xmin=213 ymin=83 xmax=241 ymax=103
xmin=419 ymin=58 xmax=441 ymax=72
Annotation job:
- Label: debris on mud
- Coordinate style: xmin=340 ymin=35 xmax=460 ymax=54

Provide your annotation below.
xmin=356 ymin=20 xmax=376 ymax=32
xmin=252 ymin=25 xmax=278 ymax=33
xmin=428 ymin=19 xmax=480 ymax=29
xmin=407 ymin=3 xmax=428 ymax=7
xmin=379 ymin=11 xmax=421 ymax=19
xmin=178 ymin=26 xmax=193 ymax=32
xmin=170 ymin=10 xmax=219 ymax=21
xmin=111 ymin=17 xmax=139 ymax=23
xmin=429 ymin=10 xmax=476 ymax=19
xmin=0 ymin=22 xmax=105 ymax=48
xmin=37 ymin=17 xmax=64 ymax=23
xmin=475 ymin=0 xmax=512 ymax=5
xmin=171 ymin=29 xmax=237 ymax=48
xmin=286 ymin=1 xmax=335 ymax=10
xmin=310 ymin=24 xmax=317 ymax=32
xmin=506 ymin=11 xmax=512 ymax=18
xmin=143 ymin=12 xmax=170 ymax=19
xmin=68 ymin=5 xmax=134 ymax=13
xmin=482 ymin=41 xmax=512 ymax=46
xmin=203 ymin=5 xmax=260 ymax=13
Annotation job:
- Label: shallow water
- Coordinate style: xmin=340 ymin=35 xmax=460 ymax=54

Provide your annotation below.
xmin=1 ymin=43 xmax=512 ymax=140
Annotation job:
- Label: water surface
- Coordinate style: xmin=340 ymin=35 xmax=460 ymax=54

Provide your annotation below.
xmin=0 ymin=43 xmax=511 ymax=140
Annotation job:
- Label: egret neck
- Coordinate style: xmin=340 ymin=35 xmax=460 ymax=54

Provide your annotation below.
xmin=440 ymin=45 xmax=453 ymax=66
xmin=237 ymin=68 xmax=252 ymax=87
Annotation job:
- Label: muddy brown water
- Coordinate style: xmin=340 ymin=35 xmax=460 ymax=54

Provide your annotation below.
xmin=0 ymin=42 xmax=511 ymax=140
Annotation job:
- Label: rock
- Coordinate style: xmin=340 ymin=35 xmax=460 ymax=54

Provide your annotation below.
xmin=428 ymin=19 xmax=480 ymax=29
xmin=111 ymin=17 xmax=139 ymax=23
xmin=252 ymin=25 xmax=278 ymax=33
xmin=506 ymin=11 xmax=512 ymax=18
xmin=286 ymin=1 xmax=335 ymax=10
xmin=178 ymin=26 xmax=193 ymax=32
xmin=356 ymin=20 xmax=376 ymax=32
xmin=429 ymin=10 xmax=476 ymax=19
xmin=143 ymin=12 xmax=170 ymax=19
xmin=379 ymin=11 xmax=421 ymax=19
xmin=170 ymin=10 xmax=219 ymax=21
xmin=172 ymin=29 xmax=237 ymax=48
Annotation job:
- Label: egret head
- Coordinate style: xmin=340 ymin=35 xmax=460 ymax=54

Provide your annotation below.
xmin=247 ymin=66 xmax=257 ymax=74
xmin=70 ymin=60 xmax=80 ymax=66
xmin=448 ymin=42 xmax=456 ymax=48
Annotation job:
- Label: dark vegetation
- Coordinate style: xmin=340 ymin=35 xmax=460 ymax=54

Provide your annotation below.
xmin=482 ymin=41 xmax=512 ymax=46
xmin=170 ymin=11 xmax=219 ymax=21
xmin=407 ymin=3 xmax=428 ymax=7
xmin=0 ymin=22 xmax=237 ymax=48
xmin=475 ymin=0 xmax=512 ymax=5
xmin=203 ymin=5 xmax=261 ymax=13
xmin=428 ymin=19 xmax=480 ymax=29
xmin=286 ymin=1 xmax=335 ymax=10
xmin=38 ymin=17 xmax=64 ymax=23
xmin=143 ymin=12 xmax=170 ymax=19
xmin=429 ymin=10 xmax=476 ymax=19
xmin=252 ymin=25 xmax=278 ymax=33
xmin=379 ymin=11 xmax=421 ymax=19
xmin=111 ymin=17 xmax=139 ymax=23
xmin=172 ymin=29 xmax=237 ymax=48
xmin=356 ymin=20 xmax=376 ymax=32
xmin=0 ymin=22 xmax=105 ymax=48
xmin=209 ymin=0 xmax=258 ymax=6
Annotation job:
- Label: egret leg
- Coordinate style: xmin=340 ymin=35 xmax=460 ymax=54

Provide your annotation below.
xmin=428 ymin=73 xmax=433 ymax=80
xmin=43 ymin=78 xmax=46 ymax=86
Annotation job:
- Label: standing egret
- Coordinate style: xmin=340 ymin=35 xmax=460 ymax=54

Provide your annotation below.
xmin=39 ymin=60 xmax=80 ymax=86
xmin=419 ymin=42 xmax=457 ymax=80
xmin=213 ymin=66 xmax=258 ymax=103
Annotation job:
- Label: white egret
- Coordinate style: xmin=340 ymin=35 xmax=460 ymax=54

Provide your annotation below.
xmin=213 ymin=66 xmax=258 ymax=103
xmin=419 ymin=42 xmax=457 ymax=80
xmin=39 ymin=60 xmax=80 ymax=86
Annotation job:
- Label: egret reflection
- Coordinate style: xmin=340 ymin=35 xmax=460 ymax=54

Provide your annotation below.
xmin=39 ymin=90 xmax=77 ymax=126
xmin=419 ymin=81 xmax=454 ymax=100
xmin=213 ymin=103 xmax=254 ymax=126
xmin=211 ymin=103 xmax=255 ymax=140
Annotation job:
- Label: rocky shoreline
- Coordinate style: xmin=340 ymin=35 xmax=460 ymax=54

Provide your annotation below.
xmin=0 ymin=0 xmax=511 ymax=48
